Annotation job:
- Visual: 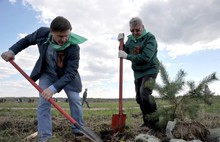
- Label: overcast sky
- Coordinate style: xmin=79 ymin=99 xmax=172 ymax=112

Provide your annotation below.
xmin=0 ymin=0 xmax=220 ymax=98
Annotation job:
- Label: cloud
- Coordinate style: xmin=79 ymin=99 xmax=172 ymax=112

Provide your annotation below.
xmin=0 ymin=79 xmax=39 ymax=97
xmin=0 ymin=60 xmax=17 ymax=79
xmin=159 ymin=38 xmax=220 ymax=58
xmin=139 ymin=0 xmax=220 ymax=45
xmin=8 ymin=0 xmax=16 ymax=4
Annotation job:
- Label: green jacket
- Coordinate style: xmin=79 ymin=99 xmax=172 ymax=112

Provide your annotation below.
xmin=124 ymin=32 xmax=159 ymax=79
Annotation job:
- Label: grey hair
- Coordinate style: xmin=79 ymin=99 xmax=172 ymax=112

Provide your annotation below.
xmin=129 ymin=17 xmax=143 ymax=26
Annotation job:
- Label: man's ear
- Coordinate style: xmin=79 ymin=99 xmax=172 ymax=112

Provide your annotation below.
xmin=50 ymin=30 xmax=54 ymax=35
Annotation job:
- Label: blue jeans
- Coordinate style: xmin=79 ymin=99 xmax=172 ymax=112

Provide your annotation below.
xmin=37 ymin=73 xmax=84 ymax=142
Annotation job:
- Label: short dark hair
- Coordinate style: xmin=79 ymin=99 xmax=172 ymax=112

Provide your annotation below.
xmin=50 ymin=16 xmax=72 ymax=32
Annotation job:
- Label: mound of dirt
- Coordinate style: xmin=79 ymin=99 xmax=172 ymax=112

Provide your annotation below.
xmin=172 ymin=121 xmax=210 ymax=141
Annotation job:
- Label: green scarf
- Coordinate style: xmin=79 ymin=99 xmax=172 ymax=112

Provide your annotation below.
xmin=47 ymin=33 xmax=87 ymax=51
xmin=127 ymin=28 xmax=148 ymax=42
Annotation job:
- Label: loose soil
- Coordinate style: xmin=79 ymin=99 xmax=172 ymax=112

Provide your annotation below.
xmin=0 ymin=115 xmax=167 ymax=142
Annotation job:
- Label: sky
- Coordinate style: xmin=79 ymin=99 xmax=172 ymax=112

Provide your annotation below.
xmin=0 ymin=0 xmax=220 ymax=99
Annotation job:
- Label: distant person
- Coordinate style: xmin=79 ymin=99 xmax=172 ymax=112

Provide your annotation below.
xmin=117 ymin=17 xmax=159 ymax=129
xmin=28 ymin=98 xmax=34 ymax=103
xmin=17 ymin=98 xmax=23 ymax=103
xmin=82 ymin=88 xmax=90 ymax=108
xmin=53 ymin=97 xmax=58 ymax=102
xmin=0 ymin=98 xmax=6 ymax=103
xmin=65 ymin=98 xmax=69 ymax=103
xmin=1 ymin=16 xmax=87 ymax=141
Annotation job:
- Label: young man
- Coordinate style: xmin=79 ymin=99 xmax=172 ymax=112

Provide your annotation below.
xmin=1 ymin=16 xmax=87 ymax=141
xmin=118 ymin=17 xmax=159 ymax=129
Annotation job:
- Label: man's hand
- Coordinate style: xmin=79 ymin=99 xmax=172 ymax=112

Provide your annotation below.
xmin=118 ymin=50 xmax=127 ymax=59
xmin=117 ymin=33 xmax=124 ymax=41
xmin=1 ymin=51 xmax=15 ymax=61
xmin=41 ymin=88 xmax=53 ymax=100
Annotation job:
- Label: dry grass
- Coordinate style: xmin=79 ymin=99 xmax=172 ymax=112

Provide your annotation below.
xmin=0 ymin=97 xmax=220 ymax=141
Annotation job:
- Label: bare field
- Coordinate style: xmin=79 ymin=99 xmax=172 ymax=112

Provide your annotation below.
xmin=0 ymin=97 xmax=220 ymax=142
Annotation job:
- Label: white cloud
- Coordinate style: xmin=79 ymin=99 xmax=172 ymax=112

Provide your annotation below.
xmin=139 ymin=0 xmax=220 ymax=44
xmin=9 ymin=0 xmax=16 ymax=4
xmin=159 ymin=37 xmax=220 ymax=59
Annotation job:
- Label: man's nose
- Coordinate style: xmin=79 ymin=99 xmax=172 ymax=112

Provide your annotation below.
xmin=61 ymin=37 xmax=68 ymax=42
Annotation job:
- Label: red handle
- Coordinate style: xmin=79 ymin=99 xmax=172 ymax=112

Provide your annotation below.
xmin=9 ymin=60 xmax=77 ymax=124
xmin=119 ymin=38 xmax=124 ymax=115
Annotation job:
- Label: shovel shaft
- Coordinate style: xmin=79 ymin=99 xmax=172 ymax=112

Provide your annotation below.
xmin=119 ymin=38 xmax=124 ymax=115
xmin=9 ymin=60 xmax=102 ymax=142
xmin=111 ymin=36 xmax=126 ymax=133
xmin=9 ymin=60 xmax=77 ymax=124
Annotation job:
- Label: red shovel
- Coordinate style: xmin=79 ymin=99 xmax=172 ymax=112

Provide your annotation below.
xmin=112 ymin=34 xmax=126 ymax=133
xmin=9 ymin=60 xmax=102 ymax=142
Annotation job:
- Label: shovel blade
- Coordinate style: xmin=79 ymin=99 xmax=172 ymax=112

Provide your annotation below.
xmin=82 ymin=127 xmax=103 ymax=142
xmin=81 ymin=128 xmax=102 ymax=142
xmin=112 ymin=114 xmax=126 ymax=133
xmin=75 ymin=123 xmax=103 ymax=142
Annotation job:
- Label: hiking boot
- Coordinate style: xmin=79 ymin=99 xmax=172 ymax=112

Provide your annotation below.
xmin=145 ymin=119 xmax=159 ymax=130
xmin=144 ymin=112 xmax=159 ymax=130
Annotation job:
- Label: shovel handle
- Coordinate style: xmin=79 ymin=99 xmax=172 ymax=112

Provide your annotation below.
xmin=9 ymin=60 xmax=103 ymax=142
xmin=9 ymin=60 xmax=77 ymax=124
xmin=119 ymin=37 xmax=124 ymax=115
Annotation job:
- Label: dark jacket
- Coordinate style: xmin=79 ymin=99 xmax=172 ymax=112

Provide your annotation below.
xmin=9 ymin=27 xmax=82 ymax=93
xmin=124 ymin=32 xmax=159 ymax=79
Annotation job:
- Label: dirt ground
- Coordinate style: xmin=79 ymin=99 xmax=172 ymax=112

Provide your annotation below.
xmin=0 ymin=116 xmax=210 ymax=142
xmin=0 ymin=115 xmax=168 ymax=142
xmin=0 ymin=108 xmax=218 ymax=142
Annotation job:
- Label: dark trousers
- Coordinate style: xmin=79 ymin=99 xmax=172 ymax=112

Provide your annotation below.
xmin=82 ymin=100 xmax=90 ymax=108
xmin=135 ymin=74 xmax=158 ymax=127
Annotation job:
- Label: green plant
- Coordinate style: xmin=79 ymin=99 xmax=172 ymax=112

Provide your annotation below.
xmin=184 ymin=73 xmax=218 ymax=105
xmin=153 ymin=62 xmax=219 ymax=129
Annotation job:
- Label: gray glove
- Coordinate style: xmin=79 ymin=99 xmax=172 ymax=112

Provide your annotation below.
xmin=117 ymin=33 xmax=124 ymax=41
xmin=1 ymin=50 xmax=15 ymax=61
xmin=118 ymin=50 xmax=127 ymax=59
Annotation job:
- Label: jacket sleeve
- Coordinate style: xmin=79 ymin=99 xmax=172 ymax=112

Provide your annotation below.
xmin=9 ymin=27 xmax=49 ymax=55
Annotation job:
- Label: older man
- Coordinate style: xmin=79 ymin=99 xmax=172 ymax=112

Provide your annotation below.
xmin=118 ymin=17 xmax=159 ymax=129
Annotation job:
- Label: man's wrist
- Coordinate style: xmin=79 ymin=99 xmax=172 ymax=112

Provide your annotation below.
xmin=49 ymin=85 xmax=57 ymax=94
xmin=8 ymin=50 xmax=15 ymax=55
